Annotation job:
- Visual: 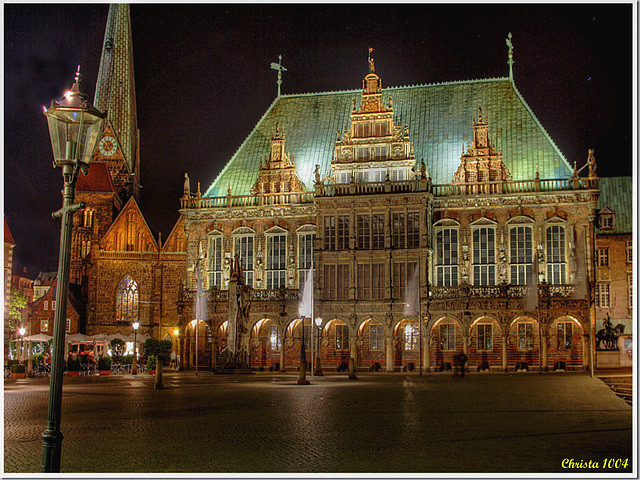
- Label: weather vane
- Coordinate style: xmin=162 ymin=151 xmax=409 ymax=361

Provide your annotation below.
xmin=270 ymin=55 xmax=287 ymax=97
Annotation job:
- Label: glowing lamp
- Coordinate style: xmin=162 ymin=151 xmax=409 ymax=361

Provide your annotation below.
xmin=19 ymin=327 xmax=26 ymax=336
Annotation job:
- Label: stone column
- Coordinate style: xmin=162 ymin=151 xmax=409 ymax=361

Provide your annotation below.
xmin=279 ymin=334 xmax=286 ymax=372
xmin=423 ymin=333 xmax=430 ymax=373
xmin=462 ymin=334 xmax=469 ymax=357
xmin=349 ymin=334 xmax=358 ymax=379
xmin=582 ymin=334 xmax=589 ymax=371
xmin=385 ymin=336 xmax=394 ymax=372
xmin=541 ymin=331 xmax=549 ymax=372
xmin=501 ymin=333 xmax=508 ymax=372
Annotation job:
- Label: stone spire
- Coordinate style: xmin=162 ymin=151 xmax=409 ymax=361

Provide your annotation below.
xmin=94 ymin=4 xmax=139 ymax=179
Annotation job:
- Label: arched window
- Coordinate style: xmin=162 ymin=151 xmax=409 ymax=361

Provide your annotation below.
xmin=116 ymin=275 xmax=139 ymax=324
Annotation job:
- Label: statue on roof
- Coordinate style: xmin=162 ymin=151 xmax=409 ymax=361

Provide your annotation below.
xmin=368 ymin=47 xmax=375 ymax=73
xmin=183 ymin=173 xmax=190 ymax=198
xmin=587 ymin=149 xmax=597 ymax=178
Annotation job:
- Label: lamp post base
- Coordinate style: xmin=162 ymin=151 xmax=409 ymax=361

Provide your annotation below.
xmin=41 ymin=428 xmax=64 ymax=472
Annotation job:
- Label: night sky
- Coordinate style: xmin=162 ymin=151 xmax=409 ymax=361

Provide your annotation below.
xmin=4 ymin=3 xmax=634 ymax=277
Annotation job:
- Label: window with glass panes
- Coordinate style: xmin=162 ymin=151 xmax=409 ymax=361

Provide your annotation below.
xmin=234 ymin=236 xmax=254 ymax=287
xmin=626 ymin=241 xmax=633 ymax=263
xmin=41 ymin=320 xmax=49 ymax=332
xmin=546 ymin=225 xmax=566 ymax=284
xmin=597 ymin=248 xmax=610 ymax=267
xmin=392 ymin=213 xmax=406 ymax=248
xmin=510 ymin=226 xmax=532 ymax=285
xmin=66 ymin=319 xmax=71 ymax=333
xmin=357 ymin=264 xmax=371 ymax=299
xmin=473 ymin=227 xmax=496 ymax=285
xmin=336 ymin=324 xmax=349 ymax=350
xmin=208 ymin=236 xmax=223 ymax=288
xmin=337 ymin=265 xmax=349 ymax=299
xmin=407 ymin=212 xmax=420 ymax=248
xmin=629 ymin=274 xmax=633 ymax=308
xmin=357 ymin=215 xmax=370 ymax=249
xmin=392 ymin=262 xmax=413 ymax=299
xmin=517 ymin=323 xmax=534 ymax=350
xmin=557 ymin=322 xmax=572 ymax=350
xmin=266 ymin=234 xmax=287 ymax=289
xmin=370 ymin=324 xmax=384 ymax=350
xmin=477 ymin=324 xmax=493 ymax=350
xmin=596 ymin=283 xmax=610 ymax=307
xmin=435 ymin=228 xmax=458 ymax=286
xmin=372 ymin=264 xmax=385 ymax=299
xmin=337 ymin=215 xmax=350 ymax=250
xmin=324 ymin=265 xmax=336 ymax=300
xmin=298 ymin=233 xmax=315 ymax=288
xmin=324 ymin=216 xmax=336 ymax=250
xmin=116 ymin=275 xmax=139 ymax=324
xmin=440 ymin=323 xmax=455 ymax=350
xmin=372 ymin=214 xmax=385 ymax=249
xmin=270 ymin=325 xmax=280 ymax=350
xmin=404 ymin=324 xmax=418 ymax=350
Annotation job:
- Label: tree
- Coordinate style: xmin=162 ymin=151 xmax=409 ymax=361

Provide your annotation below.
xmin=8 ymin=289 xmax=27 ymax=332
xmin=143 ymin=338 xmax=172 ymax=389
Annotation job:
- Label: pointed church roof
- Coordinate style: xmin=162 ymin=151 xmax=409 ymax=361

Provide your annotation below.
xmin=100 ymin=197 xmax=159 ymax=252
xmin=76 ymin=162 xmax=116 ymax=193
xmin=4 ymin=217 xmax=15 ymax=245
xmin=205 ymin=76 xmax=572 ymax=197
xmin=94 ymin=4 xmax=138 ymax=174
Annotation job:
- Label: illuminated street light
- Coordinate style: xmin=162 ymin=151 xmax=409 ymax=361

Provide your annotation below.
xmin=132 ymin=322 xmax=139 ymax=375
xmin=314 ymin=318 xmax=323 ymax=376
xmin=41 ymin=67 xmax=105 ymax=473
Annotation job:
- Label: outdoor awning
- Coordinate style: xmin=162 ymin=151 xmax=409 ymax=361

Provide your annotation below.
xmin=66 ymin=333 xmax=95 ymax=344
xmin=23 ymin=333 xmax=53 ymax=342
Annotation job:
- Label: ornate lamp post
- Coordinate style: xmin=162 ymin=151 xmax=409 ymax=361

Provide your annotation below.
xmin=19 ymin=327 xmax=26 ymax=362
xmin=41 ymin=67 xmax=105 ymax=473
xmin=132 ymin=322 xmax=139 ymax=375
xmin=314 ymin=317 xmax=323 ymax=376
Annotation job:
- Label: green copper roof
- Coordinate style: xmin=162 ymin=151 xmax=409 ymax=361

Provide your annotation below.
xmin=596 ymin=176 xmax=633 ymax=234
xmin=205 ymin=77 xmax=572 ymax=197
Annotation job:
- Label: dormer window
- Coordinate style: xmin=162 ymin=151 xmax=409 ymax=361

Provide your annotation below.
xmin=598 ymin=206 xmax=615 ymax=231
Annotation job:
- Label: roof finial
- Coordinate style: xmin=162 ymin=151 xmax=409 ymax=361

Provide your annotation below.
xmin=368 ymin=47 xmax=375 ymax=73
xmin=506 ymin=32 xmax=514 ymax=80
xmin=270 ymin=55 xmax=287 ymax=97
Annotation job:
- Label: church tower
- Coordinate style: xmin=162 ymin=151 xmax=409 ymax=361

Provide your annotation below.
xmin=70 ymin=4 xmax=139 ymax=285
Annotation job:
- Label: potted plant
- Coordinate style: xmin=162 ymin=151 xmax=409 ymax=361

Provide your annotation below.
xmin=66 ymin=356 xmax=81 ymax=377
xmin=146 ymin=355 xmax=156 ymax=374
xmin=97 ymin=356 xmax=112 ymax=375
xmin=143 ymin=338 xmax=172 ymax=389
xmin=10 ymin=363 xmax=26 ymax=379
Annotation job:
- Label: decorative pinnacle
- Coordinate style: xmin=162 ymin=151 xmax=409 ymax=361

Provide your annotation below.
xmin=506 ymin=32 xmax=514 ymax=80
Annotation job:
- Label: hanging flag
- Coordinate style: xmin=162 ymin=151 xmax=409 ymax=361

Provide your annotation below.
xmin=299 ymin=266 xmax=314 ymax=318
xmin=404 ymin=263 xmax=420 ymax=317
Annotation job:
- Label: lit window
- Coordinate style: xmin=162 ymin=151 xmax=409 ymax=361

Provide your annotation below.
xmin=436 ymin=228 xmax=459 ymax=286
xmin=510 ymin=226 xmax=533 ymax=285
xmin=557 ymin=322 xmax=573 ymax=350
xmin=518 ymin=323 xmax=534 ymax=351
xmin=83 ymin=208 xmax=94 ymax=227
xmin=336 ymin=324 xmax=349 ymax=350
xmin=208 ymin=236 xmax=223 ymax=288
xmin=266 ymin=234 xmax=287 ymax=289
xmin=270 ymin=325 xmax=280 ymax=351
xmin=404 ymin=324 xmax=418 ymax=351
xmin=473 ymin=227 xmax=496 ymax=285
xmin=477 ymin=324 xmax=493 ymax=350
xmin=41 ymin=320 xmax=49 ymax=332
xmin=66 ymin=319 xmax=71 ymax=333
xmin=546 ymin=225 xmax=566 ymax=284
xmin=234 ymin=236 xmax=254 ymax=287
xmin=116 ymin=275 xmax=139 ymax=324
xmin=44 ymin=301 xmax=48 ymax=311
xmin=440 ymin=324 xmax=455 ymax=350
xmin=369 ymin=324 xmax=384 ymax=351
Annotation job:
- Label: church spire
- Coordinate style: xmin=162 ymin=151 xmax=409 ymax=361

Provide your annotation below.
xmin=94 ymin=4 xmax=139 ymax=183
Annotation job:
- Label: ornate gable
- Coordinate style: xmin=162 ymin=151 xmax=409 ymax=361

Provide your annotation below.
xmin=162 ymin=216 xmax=187 ymax=253
xmin=100 ymin=197 xmax=158 ymax=252
xmin=452 ymin=107 xmax=512 ymax=185
xmin=250 ymin=123 xmax=306 ymax=196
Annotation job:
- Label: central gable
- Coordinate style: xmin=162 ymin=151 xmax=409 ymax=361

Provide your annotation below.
xmin=100 ymin=197 xmax=158 ymax=252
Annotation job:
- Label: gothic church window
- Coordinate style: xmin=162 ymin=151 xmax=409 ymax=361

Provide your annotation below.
xmin=115 ymin=275 xmax=139 ymax=324
xmin=435 ymin=228 xmax=458 ymax=287
xmin=266 ymin=234 xmax=287 ymax=289
xmin=473 ymin=227 xmax=496 ymax=286
xmin=404 ymin=324 xmax=418 ymax=351
xmin=208 ymin=236 xmax=223 ymax=288
xmin=370 ymin=324 xmax=384 ymax=350
xmin=510 ymin=226 xmax=533 ymax=285
xmin=546 ymin=225 xmax=566 ymax=284
xmin=83 ymin=208 xmax=94 ymax=227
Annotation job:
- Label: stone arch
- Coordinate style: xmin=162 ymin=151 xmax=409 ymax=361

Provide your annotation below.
xmin=250 ymin=317 xmax=281 ymax=370
xmin=548 ymin=315 xmax=585 ymax=371
xmin=322 ymin=318 xmax=351 ymax=372
xmin=184 ymin=318 xmax=211 ymax=370
xmin=468 ymin=315 xmax=503 ymax=372
xmin=507 ymin=315 xmax=540 ymax=372
xmin=429 ymin=315 xmax=466 ymax=372
xmin=356 ymin=317 xmax=387 ymax=372
xmin=392 ymin=318 xmax=420 ymax=372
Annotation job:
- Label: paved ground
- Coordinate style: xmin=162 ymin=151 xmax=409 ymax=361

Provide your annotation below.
xmin=4 ymin=370 xmax=634 ymax=475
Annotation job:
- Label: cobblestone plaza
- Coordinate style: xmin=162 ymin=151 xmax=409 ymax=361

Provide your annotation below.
xmin=4 ymin=371 xmax=633 ymax=474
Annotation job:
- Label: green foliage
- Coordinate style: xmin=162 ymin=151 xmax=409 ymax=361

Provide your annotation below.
xmin=146 ymin=355 xmax=156 ymax=371
xmin=11 ymin=364 xmax=26 ymax=374
xmin=32 ymin=353 xmax=43 ymax=366
xmin=66 ymin=356 xmax=80 ymax=371
xmin=120 ymin=354 xmax=134 ymax=365
xmin=110 ymin=338 xmax=126 ymax=362
xmin=7 ymin=359 xmax=19 ymax=368
xmin=143 ymin=339 xmax=172 ymax=359
xmin=8 ymin=290 xmax=27 ymax=332
xmin=97 ymin=356 xmax=112 ymax=371
xmin=8 ymin=341 xmax=17 ymax=359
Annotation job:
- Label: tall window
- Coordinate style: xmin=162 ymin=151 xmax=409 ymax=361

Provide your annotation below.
xmin=337 ymin=215 xmax=350 ymax=250
xmin=234 ymin=236 xmax=254 ymax=287
xmin=404 ymin=324 xmax=418 ymax=350
xmin=372 ymin=214 xmax=385 ymax=249
xmin=473 ymin=227 xmax=496 ymax=285
xmin=116 ymin=275 xmax=139 ymax=324
xmin=626 ymin=241 xmax=633 ymax=264
xmin=357 ymin=264 xmax=372 ymax=299
xmin=337 ymin=265 xmax=349 ymax=300
xmin=81 ymin=240 xmax=91 ymax=257
xmin=324 ymin=265 xmax=349 ymax=300
xmin=41 ymin=320 xmax=49 ymax=332
xmin=357 ymin=215 xmax=371 ymax=249
xmin=546 ymin=225 xmax=566 ymax=284
xmin=510 ymin=226 xmax=532 ymax=285
xmin=518 ymin=323 xmax=534 ymax=351
xmin=596 ymin=283 xmax=610 ymax=308
xmin=83 ymin=208 xmax=94 ymax=227
xmin=477 ymin=324 xmax=493 ymax=350
xmin=298 ymin=233 xmax=315 ymax=288
xmin=370 ymin=324 xmax=384 ymax=350
xmin=336 ymin=324 xmax=350 ymax=350
xmin=270 ymin=325 xmax=281 ymax=351
xmin=597 ymin=248 xmax=610 ymax=267
xmin=65 ymin=318 xmax=71 ymax=333
xmin=324 ymin=216 xmax=336 ymax=250
xmin=392 ymin=213 xmax=406 ymax=248
xmin=435 ymin=228 xmax=458 ymax=286
xmin=266 ymin=234 xmax=287 ymax=289
xmin=628 ymin=274 xmax=633 ymax=309
xmin=324 ymin=265 xmax=336 ymax=300
xmin=372 ymin=264 xmax=385 ymax=299
xmin=557 ymin=322 xmax=572 ymax=350
xmin=407 ymin=212 xmax=420 ymax=248
xmin=440 ymin=324 xmax=455 ymax=350
xmin=208 ymin=236 xmax=223 ymax=288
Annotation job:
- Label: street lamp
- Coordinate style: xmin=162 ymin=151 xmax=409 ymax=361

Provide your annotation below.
xmin=132 ymin=322 xmax=139 ymax=375
xmin=314 ymin=317 xmax=323 ymax=376
xmin=41 ymin=67 xmax=105 ymax=473
xmin=19 ymin=327 xmax=26 ymax=362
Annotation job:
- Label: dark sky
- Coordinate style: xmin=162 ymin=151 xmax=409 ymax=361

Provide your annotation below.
xmin=4 ymin=3 xmax=634 ymax=276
